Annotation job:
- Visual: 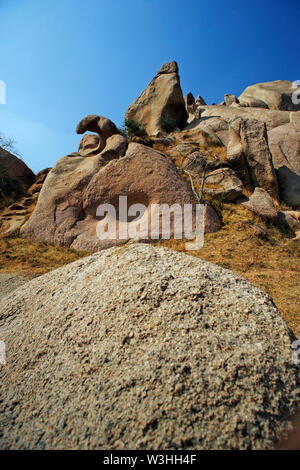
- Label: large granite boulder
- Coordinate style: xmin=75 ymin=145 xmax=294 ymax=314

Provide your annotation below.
xmin=0 ymin=244 xmax=298 ymax=450
xmin=268 ymin=112 xmax=300 ymax=207
xmin=125 ymin=61 xmax=188 ymax=136
xmin=239 ymin=80 xmax=300 ymax=111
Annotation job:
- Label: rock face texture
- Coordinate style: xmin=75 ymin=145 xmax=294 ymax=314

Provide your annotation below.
xmin=227 ymin=118 xmax=279 ymax=200
xmin=125 ymin=61 xmax=188 ymax=136
xmin=0 ymin=244 xmax=298 ymax=450
xmin=199 ymin=106 xmax=291 ymax=131
xmin=239 ymin=80 xmax=300 ymax=111
xmin=240 ymin=187 xmax=278 ymax=220
xmin=268 ymin=112 xmax=300 ymax=207
xmin=204 ymin=168 xmax=244 ymax=202
xmin=75 ymin=115 xmax=126 ymax=159
xmin=0 ymin=168 xmax=51 ymax=238
xmin=21 ymin=143 xmax=200 ymax=251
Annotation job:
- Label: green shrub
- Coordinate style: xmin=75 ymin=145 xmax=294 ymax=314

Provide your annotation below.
xmin=125 ymin=119 xmax=147 ymax=138
xmin=159 ymin=115 xmax=178 ymax=133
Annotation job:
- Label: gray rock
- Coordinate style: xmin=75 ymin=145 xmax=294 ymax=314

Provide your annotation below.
xmin=0 ymin=244 xmax=298 ymax=450
xmin=240 ymin=187 xmax=278 ymax=220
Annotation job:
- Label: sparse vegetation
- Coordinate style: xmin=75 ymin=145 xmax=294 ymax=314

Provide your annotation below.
xmin=125 ymin=119 xmax=147 ymax=138
xmin=159 ymin=114 xmax=178 ymax=133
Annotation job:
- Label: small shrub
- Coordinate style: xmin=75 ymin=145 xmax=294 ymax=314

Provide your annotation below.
xmin=159 ymin=115 xmax=178 ymax=133
xmin=125 ymin=119 xmax=147 ymax=138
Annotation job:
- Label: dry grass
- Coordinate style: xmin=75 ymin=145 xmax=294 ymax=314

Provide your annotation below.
xmin=157 ymin=202 xmax=300 ymax=336
xmin=0 ymin=236 xmax=90 ymax=275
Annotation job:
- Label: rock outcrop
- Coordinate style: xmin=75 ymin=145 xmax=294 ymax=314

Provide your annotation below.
xmin=239 ymin=80 xmax=300 ymax=111
xmin=204 ymin=168 xmax=244 ymax=202
xmin=0 ymin=146 xmax=34 ymax=196
xmin=0 ymin=244 xmax=298 ymax=450
xmin=227 ymin=118 xmax=279 ymax=200
xmin=125 ymin=61 xmax=188 ymax=136
xmin=240 ymin=187 xmax=278 ymax=220
xmin=268 ymin=112 xmax=300 ymax=207
xmin=22 ymin=143 xmax=219 ymax=251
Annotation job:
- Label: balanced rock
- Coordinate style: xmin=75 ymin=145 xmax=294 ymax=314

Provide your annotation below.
xmin=125 ymin=61 xmax=188 ymax=136
xmin=0 ymin=244 xmax=298 ymax=450
xmin=239 ymin=80 xmax=300 ymax=111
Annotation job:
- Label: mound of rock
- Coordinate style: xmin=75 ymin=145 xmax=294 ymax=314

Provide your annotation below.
xmin=0 ymin=146 xmax=34 ymax=194
xmin=125 ymin=61 xmax=188 ymax=136
xmin=21 ymin=143 xmax=211 ymax=251
xmin=239 ymin=80 xmax=300 ymax=111
xmin=0 ymin=244 xmax=298 ymax=450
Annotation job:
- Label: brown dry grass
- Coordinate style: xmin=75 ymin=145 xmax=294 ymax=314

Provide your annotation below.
xmin=157 ymin=202 xmax=300 ymax=336
xmin=0 ymin=236 xmax=90 ymax=275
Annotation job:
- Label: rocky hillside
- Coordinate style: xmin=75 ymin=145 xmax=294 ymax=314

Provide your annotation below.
xmin=0 ymin=61 xmax=299 ymax=450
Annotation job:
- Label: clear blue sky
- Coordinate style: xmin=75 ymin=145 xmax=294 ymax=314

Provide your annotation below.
xmin=0 ymin=0 xmax=299 ymax=173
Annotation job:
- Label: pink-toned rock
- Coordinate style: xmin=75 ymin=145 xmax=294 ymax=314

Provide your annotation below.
xmin=99 ymin=134 xmax=128 ymax=160
xmin=78 ymin=133 xmax=106 ymax=157
xmin=76 ymin=115 xmax=119 ymax=139
xmin=204 ymin=203 xmax=222 ymax=233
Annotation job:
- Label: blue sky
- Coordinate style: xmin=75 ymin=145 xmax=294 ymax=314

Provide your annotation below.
xmin=0 ymin=0 xmax=299 ymax=173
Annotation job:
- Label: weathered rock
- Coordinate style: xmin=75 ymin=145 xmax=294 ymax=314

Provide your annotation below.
xmin=204 ymin=168 xmax=244 ymax=201
xmin=99 ymin=134 xmax=128 ymax=160
xmin=200 ymin=105 xmax=291 ymax=131
xmin=224 ymin=94 xmax=239 ymax=106
xmin=76 ymin=115 xmax=119 ymax=139
xmin=240 ymin=187 xmax=278 ymax=220
xmin=0 ymin=147 xmax=34 ymax=194
xmin=21 ymin=144 xmax=197 ymax=251
xmin=78 ymin=133 xmax=106 ymax=157
xmin=185 ymin=92 xmax=195 ymax=106
xmin=0 ymin=244 xmax=298 ymax=450
xmin=239 ymin=80 xmax=300 ymax=111
xmin=125 ymin=61 xmax=188 ymax=136
xmin=20 ymin=153 xmax=106 ymax=246
xmin=268 ymin=112 xmax=300 ymax=207
xmin=167 ymin=143 xmax=197 ymax=159
xmin=227 ymin=118 xmax=279 ymax=200
xmin=195 ymin=95 xmax=207 ymax=106
xmin=184 ymin=116 xmax=229 ymax=146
